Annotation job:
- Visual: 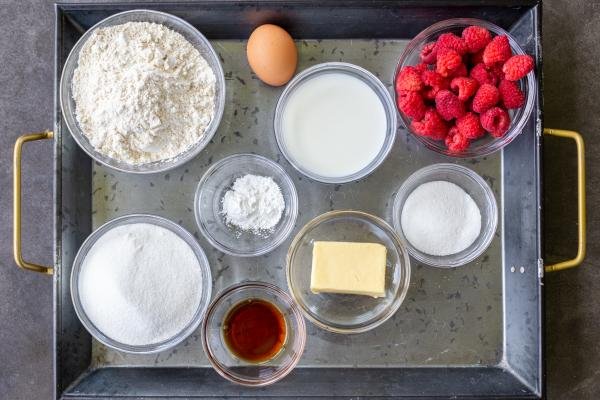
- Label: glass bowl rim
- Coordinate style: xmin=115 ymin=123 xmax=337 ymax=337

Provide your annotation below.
xmin=286 ymin=209 xmax=412 ymax=334
xmin=59 ymin=9 xmax=226 ymax=174
xmin=70 ymin=213 xmax=213 ymax=354
xmin=274 ymin=61 xmax=398 ymax=184
xmin=201 ymin=281 xmax=307 ymax=387
xmin=392 ymin=163 xmax=498 ymax=268
xmin=393 ymin=17 xmax=537 ymax=158
xmin=193 ymin=153 xmax=299 ymax=257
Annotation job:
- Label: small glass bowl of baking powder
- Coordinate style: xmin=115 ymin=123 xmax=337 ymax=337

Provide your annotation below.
xmin=60 ymin=9 xmax=226 ymax=174
xmin=392 ymin=164 xmax=498 ymax=268
xmin=194 ymin=153 xmax=299 ymax=257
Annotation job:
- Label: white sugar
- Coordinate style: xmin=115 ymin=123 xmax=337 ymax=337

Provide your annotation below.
xmin=78 ymin=223 xmax=201 ymax=346
xmin=401 ymin=181 xmax=481 ymax=256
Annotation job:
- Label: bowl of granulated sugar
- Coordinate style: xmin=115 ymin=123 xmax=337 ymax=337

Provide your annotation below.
xmin=392 ymin=164 xmax=497 ymax=268
xmin=71 ymin=214 xmax=212 ymax=354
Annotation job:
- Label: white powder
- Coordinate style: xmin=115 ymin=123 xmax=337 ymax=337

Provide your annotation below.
xmin=401 ymin=181 xmax=481 ymax=256
xmin=221 ymin=174 xmax=285 ymax=232
xmin=72 ymin=22 xmax=216 ymax=164
xmin=78 ymin=223 xmax=202 ymax=346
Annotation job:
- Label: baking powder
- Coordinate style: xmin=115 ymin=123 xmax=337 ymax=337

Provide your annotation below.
xmin=221 ymin=174 xmax=285 ymax=232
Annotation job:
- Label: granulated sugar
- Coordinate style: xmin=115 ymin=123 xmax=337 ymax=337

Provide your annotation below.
xmin=401 ymin=181 xmax=481 ymax=256
xmin=78 ymin=223 xmax=201 ymax=346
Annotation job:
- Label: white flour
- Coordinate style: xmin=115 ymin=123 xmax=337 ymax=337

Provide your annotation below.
xmin=72 ymin=22 xmax=216 ymax=164
xmin=401 ymin=181 xmax=481 ymax=256
xmin=221 ymin=175 xmax=285 ymax=232
xmin=78 ymin=223 xmax=202 ymax=346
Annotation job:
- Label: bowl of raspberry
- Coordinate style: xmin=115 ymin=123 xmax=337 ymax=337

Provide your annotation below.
xmin=394 ymin=18 xmax=536 ymax=157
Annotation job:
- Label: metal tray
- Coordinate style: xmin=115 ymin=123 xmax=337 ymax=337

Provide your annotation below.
xmin=50 ymin=1 xmax=545 ymax=398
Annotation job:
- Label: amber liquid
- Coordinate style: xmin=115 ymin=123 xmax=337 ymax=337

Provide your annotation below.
xmin=223 ymin=299 xmax=287 ymax=363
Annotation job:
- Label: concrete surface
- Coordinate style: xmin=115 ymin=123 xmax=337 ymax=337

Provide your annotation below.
xmin=0 ymin=0 xmax=598 ymax=398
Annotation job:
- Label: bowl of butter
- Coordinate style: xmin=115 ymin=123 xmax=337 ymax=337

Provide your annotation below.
xmin=286 ymin=210 xmax=411 ymax=334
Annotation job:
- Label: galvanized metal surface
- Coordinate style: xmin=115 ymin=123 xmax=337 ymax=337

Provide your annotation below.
xmin=89 ymin=39 xmax=503 ymax=368
xmin=54 ymin=2 xmax=542 ymax=398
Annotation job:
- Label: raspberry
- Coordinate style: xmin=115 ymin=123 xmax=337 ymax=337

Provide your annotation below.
xmin=456 ymin=112 xmax=485 ymax=139
xmin=472 ymin=83 xmax=500 ymax=113
xmin=435 ymin=33 xmax=468 ymax=55
xmin=411 ymin=108 xmax=448 ymax=140
xmin=395 ymin=66 xmax=424 ymax=91
xmin=450 ymin=62 xmax=468 ymax=78
xmin=397 ymin=90 xmax=426 ymax=120
xmin=498 ymin=79 xmax=525 ymax=109
xmin=445 ymin=126 xmax=470 ymax=152
xmin=483 ymin=35 xmax=512 ymax=66
xmin=462 ymin=26 xmax=492 ymax=53
xmin=469 ymin=63 xmax=497 ymax=86
xmin=480 ymin=106 xmax=511 ymax=137
xmin=464 ymin=98 xmax=473 ymax=113
xmin=420 ymin=42 xmax=437 ymax=64
xmin=502 ymin=54 xmax=534 ymax=81
xmin=436 ymin=47 xmax=462 ymax=77
xmin=422 ymin=70 xmax=448 ymax=88
xmin=415 ymin=62 xmax=429 ymax=73
xmin=450 ymin=77 xmax=479 ymax=101
xmin=470 ymin=49 xmax=485 ymax=65
xmin=487 ymin=63 xmax=505 ymax=82
xmin=421 ymin=70 xmax=449 ymax=100
xmin=435 ymin=90 xmax=465 ymax=121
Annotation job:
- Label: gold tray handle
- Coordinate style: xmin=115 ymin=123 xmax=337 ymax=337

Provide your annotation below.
xmin=13 ymin=131 xmax=54 ymax=275
xmin=544 ymin=128 xmax=586 ymax=273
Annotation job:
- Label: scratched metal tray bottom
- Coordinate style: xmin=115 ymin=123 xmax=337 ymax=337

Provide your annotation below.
xmin=90 ymin=39 xmax=503 ymax=369
xmin=55 ymin=2 xmax=542 ymax=398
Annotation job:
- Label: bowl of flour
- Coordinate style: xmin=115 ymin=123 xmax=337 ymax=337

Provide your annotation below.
xmin=70 ymin=214 xmax=213 ymax=354
xmin=194 ymin=153 xmax=299 ymax=257
xmin=392 ymin=164 xmax=498 ymax=268
xmin=60 ymin=9 xmax=225 ymax=173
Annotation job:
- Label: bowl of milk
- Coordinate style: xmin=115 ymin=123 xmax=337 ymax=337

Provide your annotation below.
xmin=274 ymin=62 xmax=397 ymax=184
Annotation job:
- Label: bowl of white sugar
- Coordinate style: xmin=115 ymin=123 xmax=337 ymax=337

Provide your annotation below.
xmin=392 ymin=164 xmax=498 ymax=268
xmin=60 ymin=9 xmax=226 ymax=173
xmin=194 ymin=153 xmax=299 ymax=257
xmin=70 ymin=214 xmax=213 ymax=354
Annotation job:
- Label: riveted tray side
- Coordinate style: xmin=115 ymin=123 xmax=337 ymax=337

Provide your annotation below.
xmin=54 ymin=1 xmax=543 ymax=398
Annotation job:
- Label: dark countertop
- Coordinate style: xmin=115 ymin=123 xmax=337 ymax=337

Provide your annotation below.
xmin=1 ymin=1 xmax=598 ymax=398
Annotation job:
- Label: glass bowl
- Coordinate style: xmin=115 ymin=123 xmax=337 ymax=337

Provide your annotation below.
xmin=202 ymin=281 xmax=306 ymax=387
xmin=392 ymin=164 xmax=498 ymax=268
xmin=274 ymin=62 xmax=397 ymax=184
xmin=286 ymin=210 xmax=411 ymax=334
xmin=59 ymin=9 xmax=226 ymax=174
xmin=70 ymin=214 xmax=212 ymax=354
xmin=394 ymin=18 xmax=537 ymax=158
xmin=194 ymin=153 xmax=298 ymax=257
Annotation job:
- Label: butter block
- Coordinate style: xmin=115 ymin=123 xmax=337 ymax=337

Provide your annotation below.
xmin=310 ymin=241 xmax=387 ymax=298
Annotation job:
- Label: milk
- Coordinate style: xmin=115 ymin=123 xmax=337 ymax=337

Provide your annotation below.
xmin=280 ymin=72 xmax=387 ymax=178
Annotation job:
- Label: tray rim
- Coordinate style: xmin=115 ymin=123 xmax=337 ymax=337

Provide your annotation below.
xmin=52 ymin=1 xmax=544 ymax=398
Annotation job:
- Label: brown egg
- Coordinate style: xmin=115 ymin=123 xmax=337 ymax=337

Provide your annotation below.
xmin=246 ymin=24 xmax=297 ymax=87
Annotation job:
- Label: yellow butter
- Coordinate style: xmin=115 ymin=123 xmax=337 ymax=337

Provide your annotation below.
xmin=310 ymin=241 xmax=387 ymax=298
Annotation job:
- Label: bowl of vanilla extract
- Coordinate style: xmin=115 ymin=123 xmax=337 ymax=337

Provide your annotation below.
xmin=201 ymin=281 xmax=306 ymax=386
